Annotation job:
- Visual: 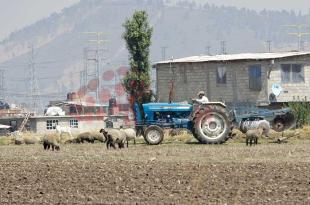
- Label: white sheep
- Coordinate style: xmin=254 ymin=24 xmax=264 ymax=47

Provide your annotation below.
xmin=245 ymin=128 xmax=264 ymax=146
xmin=55 ymin=125 xmax=73 ymax=139
xmin=120 ymin=127 xmax=136 ymax=147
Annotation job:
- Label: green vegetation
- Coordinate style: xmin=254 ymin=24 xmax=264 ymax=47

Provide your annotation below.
xmin=0 ymin=137 xmax=12 ymax=145
xmin=122 ymin=10 xmax=153 ymax=117
xmin=287 ymin=102 xmax=310 ymax=127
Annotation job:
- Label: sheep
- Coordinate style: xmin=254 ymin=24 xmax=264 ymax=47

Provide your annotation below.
xmin=14 ymin=137 xmax=24 ymax=145
xmin=120 ymin=127 xmax=136 ymax=147
xmin=23 ymin=136 xmax=39 ymax=145
xmin=43 ymin=134 xmax=60 ymax=151
xmin=76 ymin=132 xmax=95 ymax=143
xmin=99 ymin=128 xmax=126 ymax=149
xmin=92 ymin=132 xmax=105 ymax=142
xmin=245 ymin=128 xmax=264 ymax=146
xmin=168 ymin=128 xmax=190 ymax=137
xmin=55 ymin=125 xmax=73 ymax=139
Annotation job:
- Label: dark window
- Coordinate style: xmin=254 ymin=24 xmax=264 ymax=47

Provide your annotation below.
xmin=248 ymin=65 xmax=262 ymax=91
xmin=281 ymin=64 xmax=290 ymax=83
xmin=69 ymin=119 xmax=78 ymax=128
xmin=216 ymin=67 xmax=227 ymax=84
xmin=46 ymin=120 xmax=58 ymax=130
xmin=281 ymin=64 xmax=304 ymax=83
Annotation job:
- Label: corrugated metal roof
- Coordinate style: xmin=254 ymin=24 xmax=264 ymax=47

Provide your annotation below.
xmin=154 ymin=52 xmax=310 ymax=66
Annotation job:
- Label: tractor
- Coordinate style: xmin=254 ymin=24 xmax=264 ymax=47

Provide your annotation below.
xmin=134 ymin=101 xmax=295 ymax=145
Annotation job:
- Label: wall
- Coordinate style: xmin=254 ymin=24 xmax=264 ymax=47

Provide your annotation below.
xmin=268 ymin=56 xmax=310 ymax=102
xmin=156 ymin=60 xmax=269 ymax=104
xmin=34 ymin=116 xmax=105 ymax=135
xmin=156 ymin=56 xmax=310 ymax=105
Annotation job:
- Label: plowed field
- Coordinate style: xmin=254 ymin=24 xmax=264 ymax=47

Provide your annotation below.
xmin=0 ymin=142 xmax=310 ymax=204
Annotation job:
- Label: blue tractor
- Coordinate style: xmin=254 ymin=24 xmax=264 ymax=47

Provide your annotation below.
xmin=135 ymin=101 xmax=295 ymax=145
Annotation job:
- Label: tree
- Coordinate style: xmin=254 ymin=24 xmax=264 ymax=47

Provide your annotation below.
xmin=122 ymin=10 xmax=153 ymax=118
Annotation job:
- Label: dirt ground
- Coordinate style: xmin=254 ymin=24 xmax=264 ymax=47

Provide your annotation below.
xmin=0 ymin=141 xmax=310 ymax=204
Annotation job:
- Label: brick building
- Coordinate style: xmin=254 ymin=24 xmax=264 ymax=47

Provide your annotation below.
xmin=153 ymin=52 xmax=310 ymax=107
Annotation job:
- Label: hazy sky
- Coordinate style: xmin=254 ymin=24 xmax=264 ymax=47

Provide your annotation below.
xmin=0 ymin=0 xmax=309 ymax=41
xmin=0 ymin=0 xmax=79 ymax=41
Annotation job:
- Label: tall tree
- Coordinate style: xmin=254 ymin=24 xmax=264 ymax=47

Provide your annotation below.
xmin=122 ymin=11 xmax=153 ymax=118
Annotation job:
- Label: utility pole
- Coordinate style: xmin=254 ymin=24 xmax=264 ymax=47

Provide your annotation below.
xmin=205 ymin=46 xmax=211 ymax=55
xmin=220 ymin=41 xmax=227 ymax=54
xmin=161 ymin=46 xmax=168 ymax=61
xmin=282 ymin=24 xmax=310 ymax=51
xmin=83 ymin=32 xmax=107 ymax=102
xmin=28 ymin=45 xmax=40 ymax=114
xmin=266 ymin=40 xmax=272 ymax=52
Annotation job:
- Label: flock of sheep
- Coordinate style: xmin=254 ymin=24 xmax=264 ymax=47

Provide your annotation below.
xmin=43 ymin=127 xmax=136 ymax=151
xmin=10 ymin=123 xmax=296 ymax=150
xmin=12 ymin=126 xmax=137 ymax=151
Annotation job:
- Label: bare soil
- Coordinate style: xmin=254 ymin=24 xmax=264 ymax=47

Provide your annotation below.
xmin=0 ymin=141 xmax=310 ymax=204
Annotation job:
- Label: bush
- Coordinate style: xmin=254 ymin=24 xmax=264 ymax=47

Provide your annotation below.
xmin=287 ymin=102 xmax=310 ymax=128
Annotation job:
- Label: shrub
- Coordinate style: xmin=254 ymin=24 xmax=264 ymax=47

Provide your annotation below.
xmin=287 ymin=102 xmax=310 ymax=128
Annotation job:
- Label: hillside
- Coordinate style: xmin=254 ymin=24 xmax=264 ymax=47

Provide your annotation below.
xmin=0 ymin=0 xmax=309 ymax=109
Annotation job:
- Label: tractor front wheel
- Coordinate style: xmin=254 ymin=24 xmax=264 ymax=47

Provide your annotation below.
xmin=144 ymin=125 xmax=164 ymax=145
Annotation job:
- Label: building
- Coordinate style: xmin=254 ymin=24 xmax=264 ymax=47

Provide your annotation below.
xmin=153 ymin=52 xmax=310 ymax=107
xmin=0 ymin=100 xmax=131 ymax=135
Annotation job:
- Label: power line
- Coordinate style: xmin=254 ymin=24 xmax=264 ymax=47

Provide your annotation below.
xmin=282 ymin=24 xmax=310 ymax=51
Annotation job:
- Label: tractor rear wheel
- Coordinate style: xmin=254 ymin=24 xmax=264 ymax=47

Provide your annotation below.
xmin=192 ymin=105 xmax=230 ymax=144
xmin=144 ymin=125 xmax=164 ymax=145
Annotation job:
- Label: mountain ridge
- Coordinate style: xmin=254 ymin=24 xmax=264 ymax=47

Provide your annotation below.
xmin=0 ymin=0 xmax=309 ymax=107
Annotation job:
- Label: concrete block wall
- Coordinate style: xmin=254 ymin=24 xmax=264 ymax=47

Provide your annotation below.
xmin=156 ymin=61 xmax=270 ymax=104
xmin=268 ymin=57 xmax=310 ymax=102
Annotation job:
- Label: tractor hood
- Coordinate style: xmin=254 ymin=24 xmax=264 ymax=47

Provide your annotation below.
xmin=142 ymin=103 xmax=193 ymax=112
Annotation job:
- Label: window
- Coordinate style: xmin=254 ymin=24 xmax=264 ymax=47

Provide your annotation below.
xmin=281 ymin=64 xmax=304 ymax=83
xmin=248 ymin=65 xmax=262 ymax=91
xmin=217 ymin=66 xmax=226 ymax=84
xmin=46 ymin=120 xmax=58 ymax=130
xmin=70 ymin=119 xmax=78 ymax=128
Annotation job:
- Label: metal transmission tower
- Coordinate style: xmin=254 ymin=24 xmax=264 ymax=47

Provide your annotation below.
xmin=28 ymin=45 xmax=40 ymax=114
xmin=82 ymin=32 xmax=107 ymax=102
xmin=0 ymin=69 xmax=5 ymax=100
xmin=282 ymin=24 xmax=310 ymax=51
